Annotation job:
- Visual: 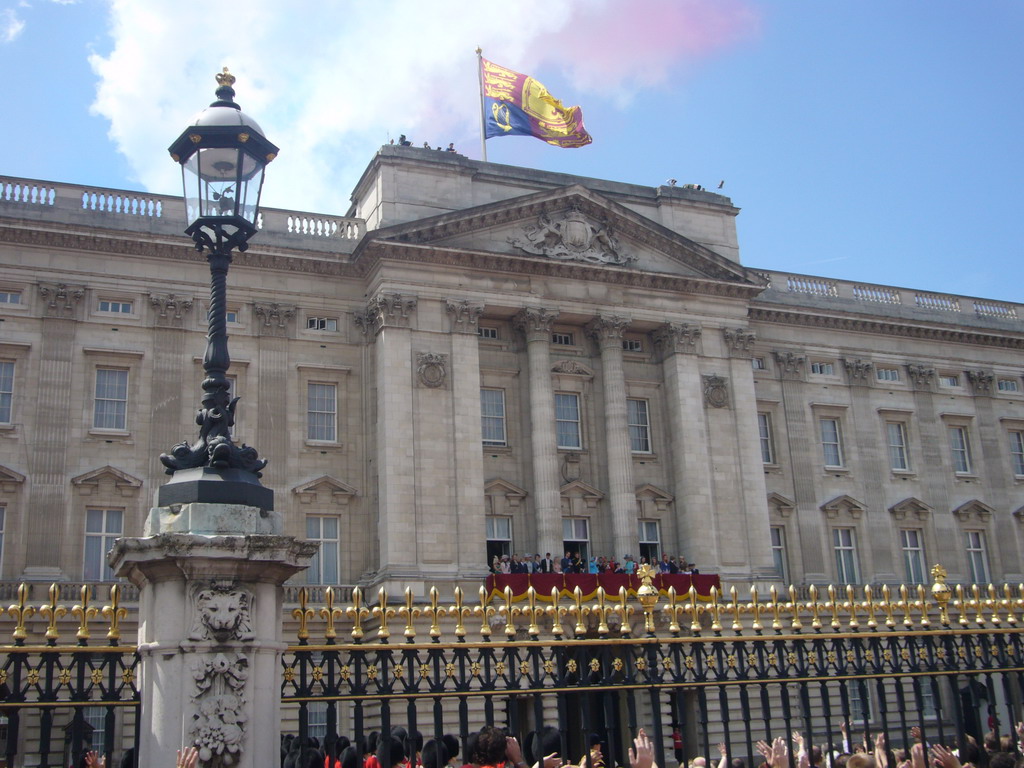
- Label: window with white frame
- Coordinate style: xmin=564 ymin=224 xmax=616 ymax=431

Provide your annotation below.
xmin=83 ymin=706 xmax=107 ymax=755
xmin=887 ymin=422 xmax=910 ymax=471
xmin=876 ymin=367 xmax=900 ymax=382
xmin=480 ymin=389 xmax=507 ymax=446
xmin=306 ymin=515 xmax=340 ymax=584
xmin=0 ymin=290 xmax=21 ymax=305
xmin=0 ymin=361 xmax=13 ymax=424
xmin=478 ymin=326 xmax=499 ymax=340
xmin=627 ymin=398 xmax=651 ymax=453
xmin=770 ymin=526 xmax=789 ymax=584
xmin=486 ymin=515 xmax=512 ymax=564
xmin=638 ymin=520 xmax=661 ymax=563
xmin=997 ymin=379 xmax=1019 ymax=393
xmin=622 ymin=338 xmax=643 ymax=352
xmin=226 ymin=309 xmax=239 ymax=324
xmin=93 ymin=368 xmax=128 ymax=430
xmin=306 ymin=701 xmax=329 ymax=741
xmin=555 ymin=393 xmax=581 ymax=449
xmin=307 ymin=383 xmax=337 ymax=442
xmin=965 ymin=531 xmax=989 ymax=584
xmin=1011 ymin=431 xmax=1024 ymax=476
xmin=810 ymin=361 xmax=834 ymax=375
xmin=918 ymin=680 xmax=938 ymax=717
xmin=848 ymin=683 xmax=871 ymax=722
xmin=948 ymin=426 xmax=973 ymax=473
xmin=939 ymin=373 xmax=960 ymax=388
xmin=758 ymin=413 xmax=775 ymax=464
xmin=84 ymin=508 xmax=123 ymax=581
xmin=819 ymin=417 xmax=844 ymax=467
xmin=751 ymin=357 xmax=766 ymax=371
xmin=98 ymin=299 xmax=132 ymax=314
xmin=551 ymin=332 xmax=574 ymax=346
xmin=900 ymin=529 xmax=926 ymax=584
xmin=832 ymin=528 xmax=859 ymax=583
xmin=562 ymin=517 xmax=590 ymax=563
xmin=306 ymin=316 xmax=338 ymax=332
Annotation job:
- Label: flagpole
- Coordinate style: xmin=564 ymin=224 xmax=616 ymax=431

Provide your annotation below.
xmin=476 ymin=47 xmax=487 ymax=162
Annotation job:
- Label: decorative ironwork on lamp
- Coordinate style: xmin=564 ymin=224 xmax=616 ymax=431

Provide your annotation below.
xmin=158 ymin=69 xmax=279 ymax=511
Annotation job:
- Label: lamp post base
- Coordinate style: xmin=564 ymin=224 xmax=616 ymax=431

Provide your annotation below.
xmin=156 ymin=466 xmax=274 ymax=511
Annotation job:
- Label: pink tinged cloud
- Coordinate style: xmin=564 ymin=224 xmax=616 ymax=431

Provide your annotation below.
xmin=527 ymin=0 xmax=761 ymax=92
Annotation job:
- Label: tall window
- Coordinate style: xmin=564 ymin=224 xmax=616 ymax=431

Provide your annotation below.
xmin=0 ymin=361 xmax=12 ymax=424
xmin=306 ymin=516 xmax=340 ymax=584
xmin=93 ymin=368 xmax=128 ymax=430
xmin=480 ymin=389 xmax=507 ymax=446
xmin=555 ymin=393 xmax=581 ymax=449
xmin=306 ymin=701 xmax=329 ymax=741
xmin=819 ymin=418 xmax=844 ymax=467
xmin=307 ymin=383 xmax=337 ymax=442
xmin=832 ymin=528 xmax=859 ymax=583
xmin=770 ymin=526 xmax=789 ymax=583
xmin=965 ymin=531 xmax=989 ymax=584
xmin=1009 ymin=431 xmax=1024 ymax=476
xmin=562 ymin=517 xmax=590 ymax=563
xmin=486 ymin=516 xmax=512 ymax=564
xmin=900 ymin=529 xmax=926 ymax=584
xmin=887 ymin=422 xmax=909 ymax=470
xmin=627 ymin=398 xmax=651 ymax=453
xmin=848 ymin=684 xmax=871 ymax=722
xmin=948 ymin=426 xmax=972 ymax=473
xmin=638 ymin=520 xmax=661 ymax=563
xmin=83 ymin=706 xmax=107 ymax=755
xmin=84 ymin=508 xmax=123 ymax=581
xmin=758 ymin=413 xmax=775 ymax=464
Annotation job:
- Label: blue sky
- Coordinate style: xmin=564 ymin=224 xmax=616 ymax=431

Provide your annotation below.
xmin=1 ymin=1 xmax=1021 ymax=302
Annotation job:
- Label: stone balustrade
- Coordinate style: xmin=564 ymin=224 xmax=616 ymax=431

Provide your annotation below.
xmin=0 ymin=175 xmax=365 ymax=255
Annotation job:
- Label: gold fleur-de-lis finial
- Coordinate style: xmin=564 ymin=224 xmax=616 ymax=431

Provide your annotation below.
xmin=102 ymin=584 xmax=127 ymax=644
xmin=475 ymin=586 xmax=494 ymax=638
xmin=216 ymin=67 xmax=236 ymax=88
xmin=292 ymin=587 xmax=314 ymax=642
xmin=8 ymin=583 xmax=34 ymax=643
xmin=372 ymin=588 xmax=395 ymax=640
xmin=452 ymin=587 xmax=472 ymax=639
xmin=347 ymin=588 xmax=369 ymax=642
xmin=41 ymin=583 xmax=67 ymax=642
xmin=426 ymin=587 xmax=443 ymax=640
xmin=320 ymin=587 xmax=344 ymax=641
xmin=72 ymin=585 xmax=99 ymax=643
xmin=400 ymin=587 xmax=419 ymax=641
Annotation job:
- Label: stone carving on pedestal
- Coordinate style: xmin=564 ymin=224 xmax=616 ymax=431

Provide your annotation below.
xmin=966 ymin=370 xmax=994 ymax=395
xmin=512 ymin=307 xmax=559 ymax=342
xmin=38 ymin=281 xmax=84 ymax=318
xmin=772 ymin=351 xmax=806 ymax=380
xmin=444 ymin=299 xmax=485 ymax=334
xmin=652 ymin=322 xmax=701 ymax=357
xmin=906 ymin=364 xmax=935 ymax=390
xmin=354 ymin=292 xmax=418 ymax=335
xmin=252 ymin=302 xmax=297 ymax=337
xmin=416 ymin=352 xmax=448 ymax=388
xmin=188 ymin=583 xmax=254 ymax=767
xmin=843 ymin=359 xmax=873 ymax=386
xmin=722 ymin=327 xmax=756 ymax=357
xmin=702 ymin=374 xmax=730 ymax=409
xmin=150 ymin=293 xmax=194 ymax=327
xmin=508 ymin=206 xmax=634 ymax=266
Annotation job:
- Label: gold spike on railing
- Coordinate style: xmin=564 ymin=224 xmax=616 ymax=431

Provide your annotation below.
xmin=425 ymin=587 xmax=443 ymax=640
xmin=955 ymin=584 xmax=969 ymax=626
xmin=729 ymin=586 xmax=742 ymax=633
xmin=594 ymin=587 xmax=610 ymax=636
xmin=708 ymin=586 xmax=722 ymax=633
xmin=931 ymin=564 xmax=951 ymax=625
xmin=72 ymin=585 xmax=98 ymax=642
xmin=863 ymin=585 xmax=877 ymax=630
xmin=1003 ymin=584 xmax=1017 ymax=625
xmin=8 ymin=583 xmax=33 ymax=642
xmin=899 ymin=584 xmax=913 ymax=627
xmin=524 ymin=587 xmax=542 ymax=638
xmin=749 ymin=585 xmax=764 ymax=632
xmin=548 ymin=587 xmax=565 ymax=637
xmin=321 ymin=586 xmax=344 ymax=640
xmin=972 ymin=584 xmax=986 ymax=626
xmin=292 ymin=587 xmax=314 ymax=641
xmin=845 ymin=584 xmax=858 ymax=630
xmin=881 ymin=584 xmax=896 ymax=627
xmin=770 ymin=585 xmax=782 ymax=631
xmin=808 ymin=584 xmax=822 ymax=630
xmin=572 ymin=586 xmax=587 ymax=636
xmin=502 ymin=586 xmax=516 ymax=638
xmin=476 ymin=586 xmax=494 ymax=638
xmin=665 ymin=587 xmax=681 ymax=634
xmin=688 ymin=585 xmax=702 ymax=634
xmin=616 ymin=587 xmax=632 ymax=637
xmin=788 ymin=585 xmax=802 ymax=631
xmin=41 ymin=583 xmax=67 ymax=642
xmin=986 ymin=584 xmax=1001 ymax=626
xmin=400 ymin=588 xmax=418 ymax=641
xmin=452 ymin=587 xmax=471 ymax=639
xmin=915 ymin=584 xmax=930 ymax=627
xmin=347 ymin=587 xmax=368 ymax=641
xmin=102 ymin=584 xmax=127 ymax=643
xmin=373 ymin=588 xmax=394 ymax=640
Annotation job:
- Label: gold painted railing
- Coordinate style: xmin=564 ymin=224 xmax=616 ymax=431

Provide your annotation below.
xmin=2 ymin=583 xmax=130 ymax=646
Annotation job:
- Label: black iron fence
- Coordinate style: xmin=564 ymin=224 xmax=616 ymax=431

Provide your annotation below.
xmin=281 ymin=567 xmax=1024 ymax=768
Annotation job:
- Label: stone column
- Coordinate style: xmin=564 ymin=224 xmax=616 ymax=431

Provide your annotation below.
xmin=110 ymin=505 xmax=316 ymax=768
xmin=586 ymin=315 xmax=636 ymax=561
xmin=653 ymin=323 xmax=716 ymax=568
xmin=512 ymin=307 xmax=561 ymax=559
xmin=356 ymin=293 xmax=418 ymax=583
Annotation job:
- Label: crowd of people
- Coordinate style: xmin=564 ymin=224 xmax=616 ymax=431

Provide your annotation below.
xmin=490 ymin=552 xmax=698 ymax=576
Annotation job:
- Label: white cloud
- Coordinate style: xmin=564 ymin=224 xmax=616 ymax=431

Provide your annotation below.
xmin=1 ymin=8 xmax=26 ymax=42
xmin=89 ymin=0 xmax=758 ymax=214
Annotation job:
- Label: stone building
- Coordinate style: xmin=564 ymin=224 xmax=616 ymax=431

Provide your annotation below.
xmin=0 ymin=144 xmax=1022 ymax=598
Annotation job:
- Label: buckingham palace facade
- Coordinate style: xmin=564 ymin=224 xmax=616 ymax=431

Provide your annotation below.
xmin=0 ymin=144 xmax=1021 ymax=595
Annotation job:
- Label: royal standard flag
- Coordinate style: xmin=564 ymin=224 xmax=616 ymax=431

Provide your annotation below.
xmin=481 ymin=58 xmax=592 ymax=148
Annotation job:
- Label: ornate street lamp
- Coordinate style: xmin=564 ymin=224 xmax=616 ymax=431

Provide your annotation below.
xmin=158 ymin=68 xmax=278 ymax=511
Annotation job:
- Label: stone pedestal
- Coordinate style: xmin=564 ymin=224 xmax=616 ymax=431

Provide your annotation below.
xmin=109 ymin=503 xmax=317 ymax=768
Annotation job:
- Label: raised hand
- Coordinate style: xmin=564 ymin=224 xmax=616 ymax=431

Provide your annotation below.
xmin=629 ymin=728 xmax=654 ymax=768
xmin=930 ymin=745 xmax=961 ymax=768
xmin=177 ymin=746 xmax=200 ymax=768
xmin=84 ymin=751 xmax=105 ymax=768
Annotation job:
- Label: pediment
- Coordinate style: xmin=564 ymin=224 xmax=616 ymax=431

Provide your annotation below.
xmin=484 ymin=478 xmax=528 ymax=500
xmin=820 ymin=494 xmax=866 ymax=519
xmin=292 ymin=475 xmax=358 ymax=505
xmin=889 ymin=497 xmax=932 ymax=521
xmin=767 ymin=492 xmax=796 ymax=517
xmin=71 ymin=465 xmax=143 ymax=494
xmin=635 ymin=484 xmax=673 ymax=515
xmin=359 ymin=185 xmax=762 ymax=288
xmin=635 ymin=483 xmax=673 ymax=502
xmin=0 ymin=463 xmax=25 ymax=492
xmin=952 ymin=499 xmax=994 ymax=523
xmin=560 ymin=480 xmax=604 ymax=500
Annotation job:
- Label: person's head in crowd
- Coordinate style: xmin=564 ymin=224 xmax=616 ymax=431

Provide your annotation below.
xmin=811 ymin=746 xmax=824 ymax=766
xmin=525 ymin=726 xmax=561 ymax=766
xmin=470 ymin=726 xmax=508 ymax=767
xmin=691 ymin=758 xmax=707 ymax=768
xmin=961 ymin=738 xmax=988 ymax=768
xmin=989 ymin=753 xmax=1015 ymax=768
xmin=834 ymin=754 xmax=852 ymax=768
xmin=368 ymin=731 xmax=381 ymax=755
xmin=985 ymin=734 xmax=1001 ymax=754
xmin=381 ymin=737 xmax=406 ymax=768
xmin=422 ymin=739 xmax=449 ymax=768
xmin=442 ymin=734 xmax=460 ymax=764
xmin=847 ymin=755 xmax=876 ymax=768
xmin=730 ymin=759 xmax=746 ymax=768
xmin=340 ymin=746 xmax=359 ymax=768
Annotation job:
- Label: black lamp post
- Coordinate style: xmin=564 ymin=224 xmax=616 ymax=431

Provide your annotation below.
xmin=158 ymin=68 xmax=278 ymax=511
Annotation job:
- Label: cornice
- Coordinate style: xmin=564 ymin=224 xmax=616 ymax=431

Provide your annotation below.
xmin=748 ymin=306 xmax=1024 ymax=351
